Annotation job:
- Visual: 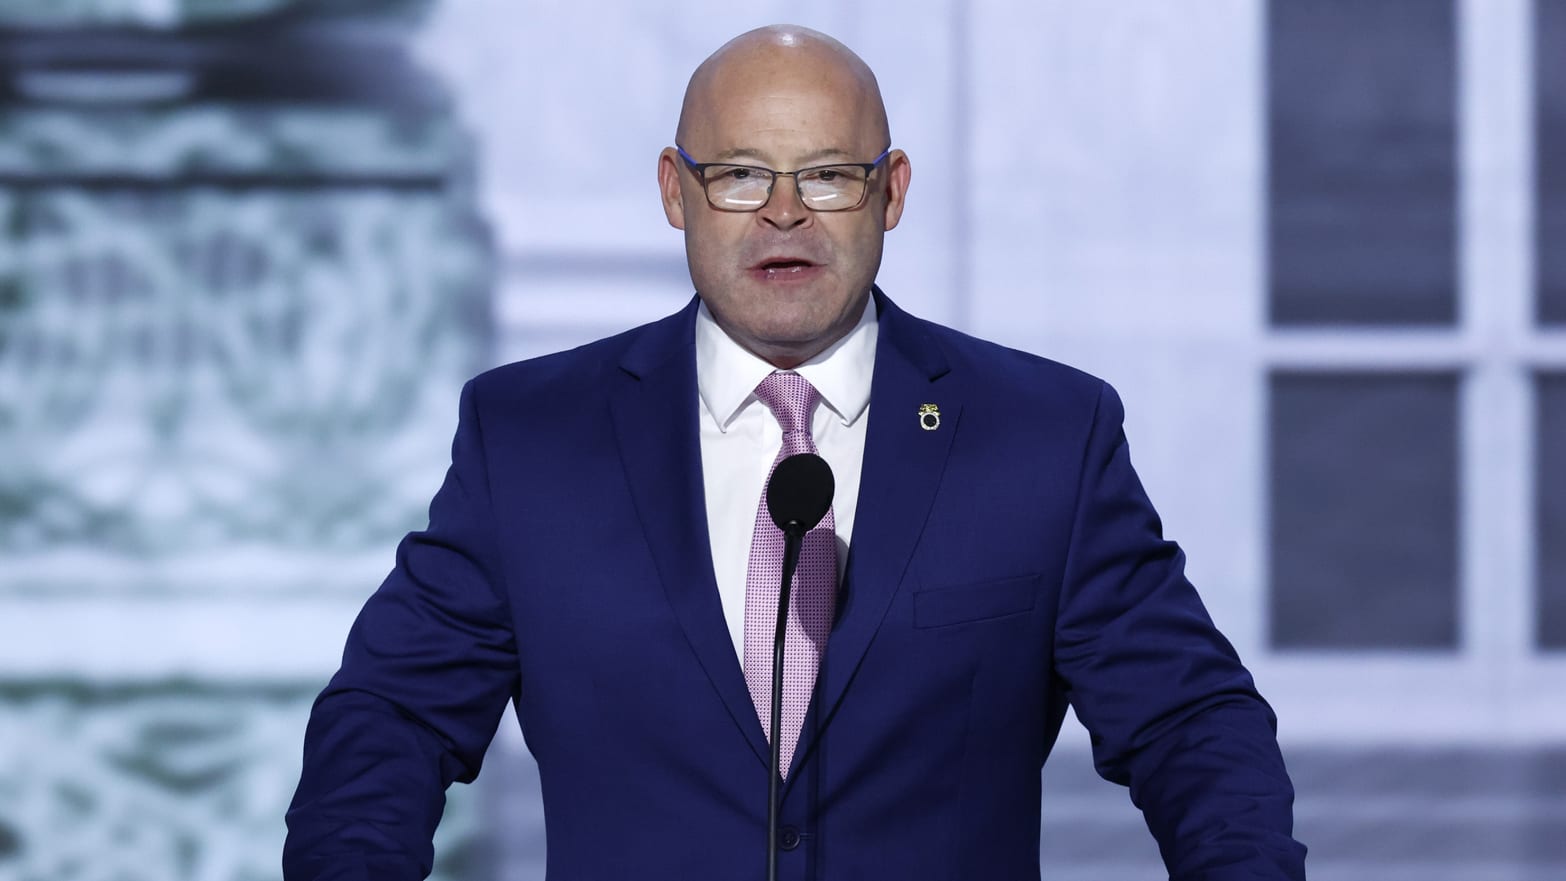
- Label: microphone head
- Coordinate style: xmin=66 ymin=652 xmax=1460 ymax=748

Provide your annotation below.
xmin=766 ymin=453 xmax=835 ymax=535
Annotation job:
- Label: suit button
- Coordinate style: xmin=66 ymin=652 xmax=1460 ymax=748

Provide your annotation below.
xmin=779 ymin=826 xmax=801 ymax=851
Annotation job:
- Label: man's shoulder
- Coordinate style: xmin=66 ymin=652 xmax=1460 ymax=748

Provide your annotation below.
xmin=893 ymin=308 xmax=1109 ymax=411
xmin=466 ymin=303 xmax=692 ymax=408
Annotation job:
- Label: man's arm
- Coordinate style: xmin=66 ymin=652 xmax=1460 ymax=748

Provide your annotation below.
xmin=284 ymin=379 xmax=519 ymax=881
xmin=1053 ymin=382 xmax=1307 ymax=881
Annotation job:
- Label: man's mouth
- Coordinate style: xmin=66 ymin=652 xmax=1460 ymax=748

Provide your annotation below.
xmin=751 ymin=258 xmax=821 ymax=282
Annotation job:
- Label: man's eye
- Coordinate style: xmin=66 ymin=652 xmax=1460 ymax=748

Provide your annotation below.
xmin=813 ymin=169 xmax=842 ymax=182
xmin=718 ymin=167 xmax=755 ymax=181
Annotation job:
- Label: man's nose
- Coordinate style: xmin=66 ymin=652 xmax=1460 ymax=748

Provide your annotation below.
xmin=757 ymin=174 xmax=811 ymax=230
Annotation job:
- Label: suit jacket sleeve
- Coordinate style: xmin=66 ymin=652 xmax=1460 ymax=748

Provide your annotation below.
xmin=1053 ymin=382 xmax=1307 ymax=881
xmin=283 ymin=379 xmax=519 ymax=881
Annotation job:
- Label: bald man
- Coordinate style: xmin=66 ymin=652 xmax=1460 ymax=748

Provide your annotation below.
xmin=285 ymin=26 xmax=1306 ymax=881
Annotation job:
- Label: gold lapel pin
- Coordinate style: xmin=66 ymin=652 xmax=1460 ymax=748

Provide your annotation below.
xmin=917 ymin=403 xmax=941 ymax=431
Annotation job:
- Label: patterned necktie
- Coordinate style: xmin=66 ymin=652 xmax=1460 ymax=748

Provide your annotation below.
xmin=743 ymin=371 xmax=838 ymax=779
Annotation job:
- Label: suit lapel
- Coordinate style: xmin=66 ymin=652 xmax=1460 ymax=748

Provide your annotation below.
xmin=609 ymin=299 xmax=771 ymax=769
xmin=787 ymin=290 xmax=961 ymax=784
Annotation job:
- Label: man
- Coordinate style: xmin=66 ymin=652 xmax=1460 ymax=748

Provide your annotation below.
xmin=285 ymin=25 xmax=1307 ymax=881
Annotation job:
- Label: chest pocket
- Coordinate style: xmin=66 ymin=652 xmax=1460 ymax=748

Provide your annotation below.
xmin=912 ymin=573 xmax=1040 ymax=629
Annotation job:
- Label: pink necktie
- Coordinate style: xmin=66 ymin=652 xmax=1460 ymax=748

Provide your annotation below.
xmin=743 ymin=371 xmax=838 ymax=779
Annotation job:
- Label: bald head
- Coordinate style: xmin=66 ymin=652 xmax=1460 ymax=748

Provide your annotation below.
xmin=675 ymin=24 xmax=890 ymax=148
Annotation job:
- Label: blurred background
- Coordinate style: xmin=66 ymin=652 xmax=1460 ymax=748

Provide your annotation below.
xmin=0 ymin=0 xmax=1561 ymax=879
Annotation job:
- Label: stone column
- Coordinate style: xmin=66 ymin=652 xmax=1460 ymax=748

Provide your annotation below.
xmin=0 ymin=2 xmax=492 ymax=878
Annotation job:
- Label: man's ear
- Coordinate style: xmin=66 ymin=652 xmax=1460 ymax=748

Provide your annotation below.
xmin=658 ymin=148 xmax=687 ymax=230
xmin=880 ymin=149 xmax=911 ymax=231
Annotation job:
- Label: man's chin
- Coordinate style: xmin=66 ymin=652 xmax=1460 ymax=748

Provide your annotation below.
xmin=745 ymin=320 xmax=856 ymax=366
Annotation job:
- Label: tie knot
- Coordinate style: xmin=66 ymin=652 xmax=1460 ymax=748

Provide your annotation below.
xmin=754 ymin=371 xmax=819 ymax=436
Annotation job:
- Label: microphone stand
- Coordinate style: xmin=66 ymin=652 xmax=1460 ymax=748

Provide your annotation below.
xmin=768 ymin=520 xmax=805 ymax=881
xmin=761 ymin=451 xmax=833 ymax=881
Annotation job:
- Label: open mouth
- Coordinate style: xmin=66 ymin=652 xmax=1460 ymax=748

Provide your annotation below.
xmin=752 ymin=259 xmax=820 ymax=281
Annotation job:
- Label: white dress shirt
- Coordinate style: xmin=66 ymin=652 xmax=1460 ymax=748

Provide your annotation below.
xmin=695 ymin=296 xmax=877 ymax=661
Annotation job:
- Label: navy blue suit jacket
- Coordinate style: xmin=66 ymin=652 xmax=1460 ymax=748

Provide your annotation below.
xmin=285 ymin=290 xmax=1306 ymax=880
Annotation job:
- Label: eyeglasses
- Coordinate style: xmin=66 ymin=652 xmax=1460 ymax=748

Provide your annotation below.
xmin=676 ymin=145 xmax=892 ymax=212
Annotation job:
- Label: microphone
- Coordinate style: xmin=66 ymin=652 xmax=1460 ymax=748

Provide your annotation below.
xmin=767 ymin=452 xmax=835 ymax=537
xmin=762 ymin=453 xmax=834 ymax=881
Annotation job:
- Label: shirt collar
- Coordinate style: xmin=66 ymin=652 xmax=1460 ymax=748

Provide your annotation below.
xmin=695 ymin=294 xmax=878 ymax=433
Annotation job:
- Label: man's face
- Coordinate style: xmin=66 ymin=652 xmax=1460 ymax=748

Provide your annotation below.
xmin=659 ymin=56 xmax=910 ymax=368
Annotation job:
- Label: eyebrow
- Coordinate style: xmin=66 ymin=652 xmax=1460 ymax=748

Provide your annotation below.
xmin=712 ymin=147 xmax=859 ymax=166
